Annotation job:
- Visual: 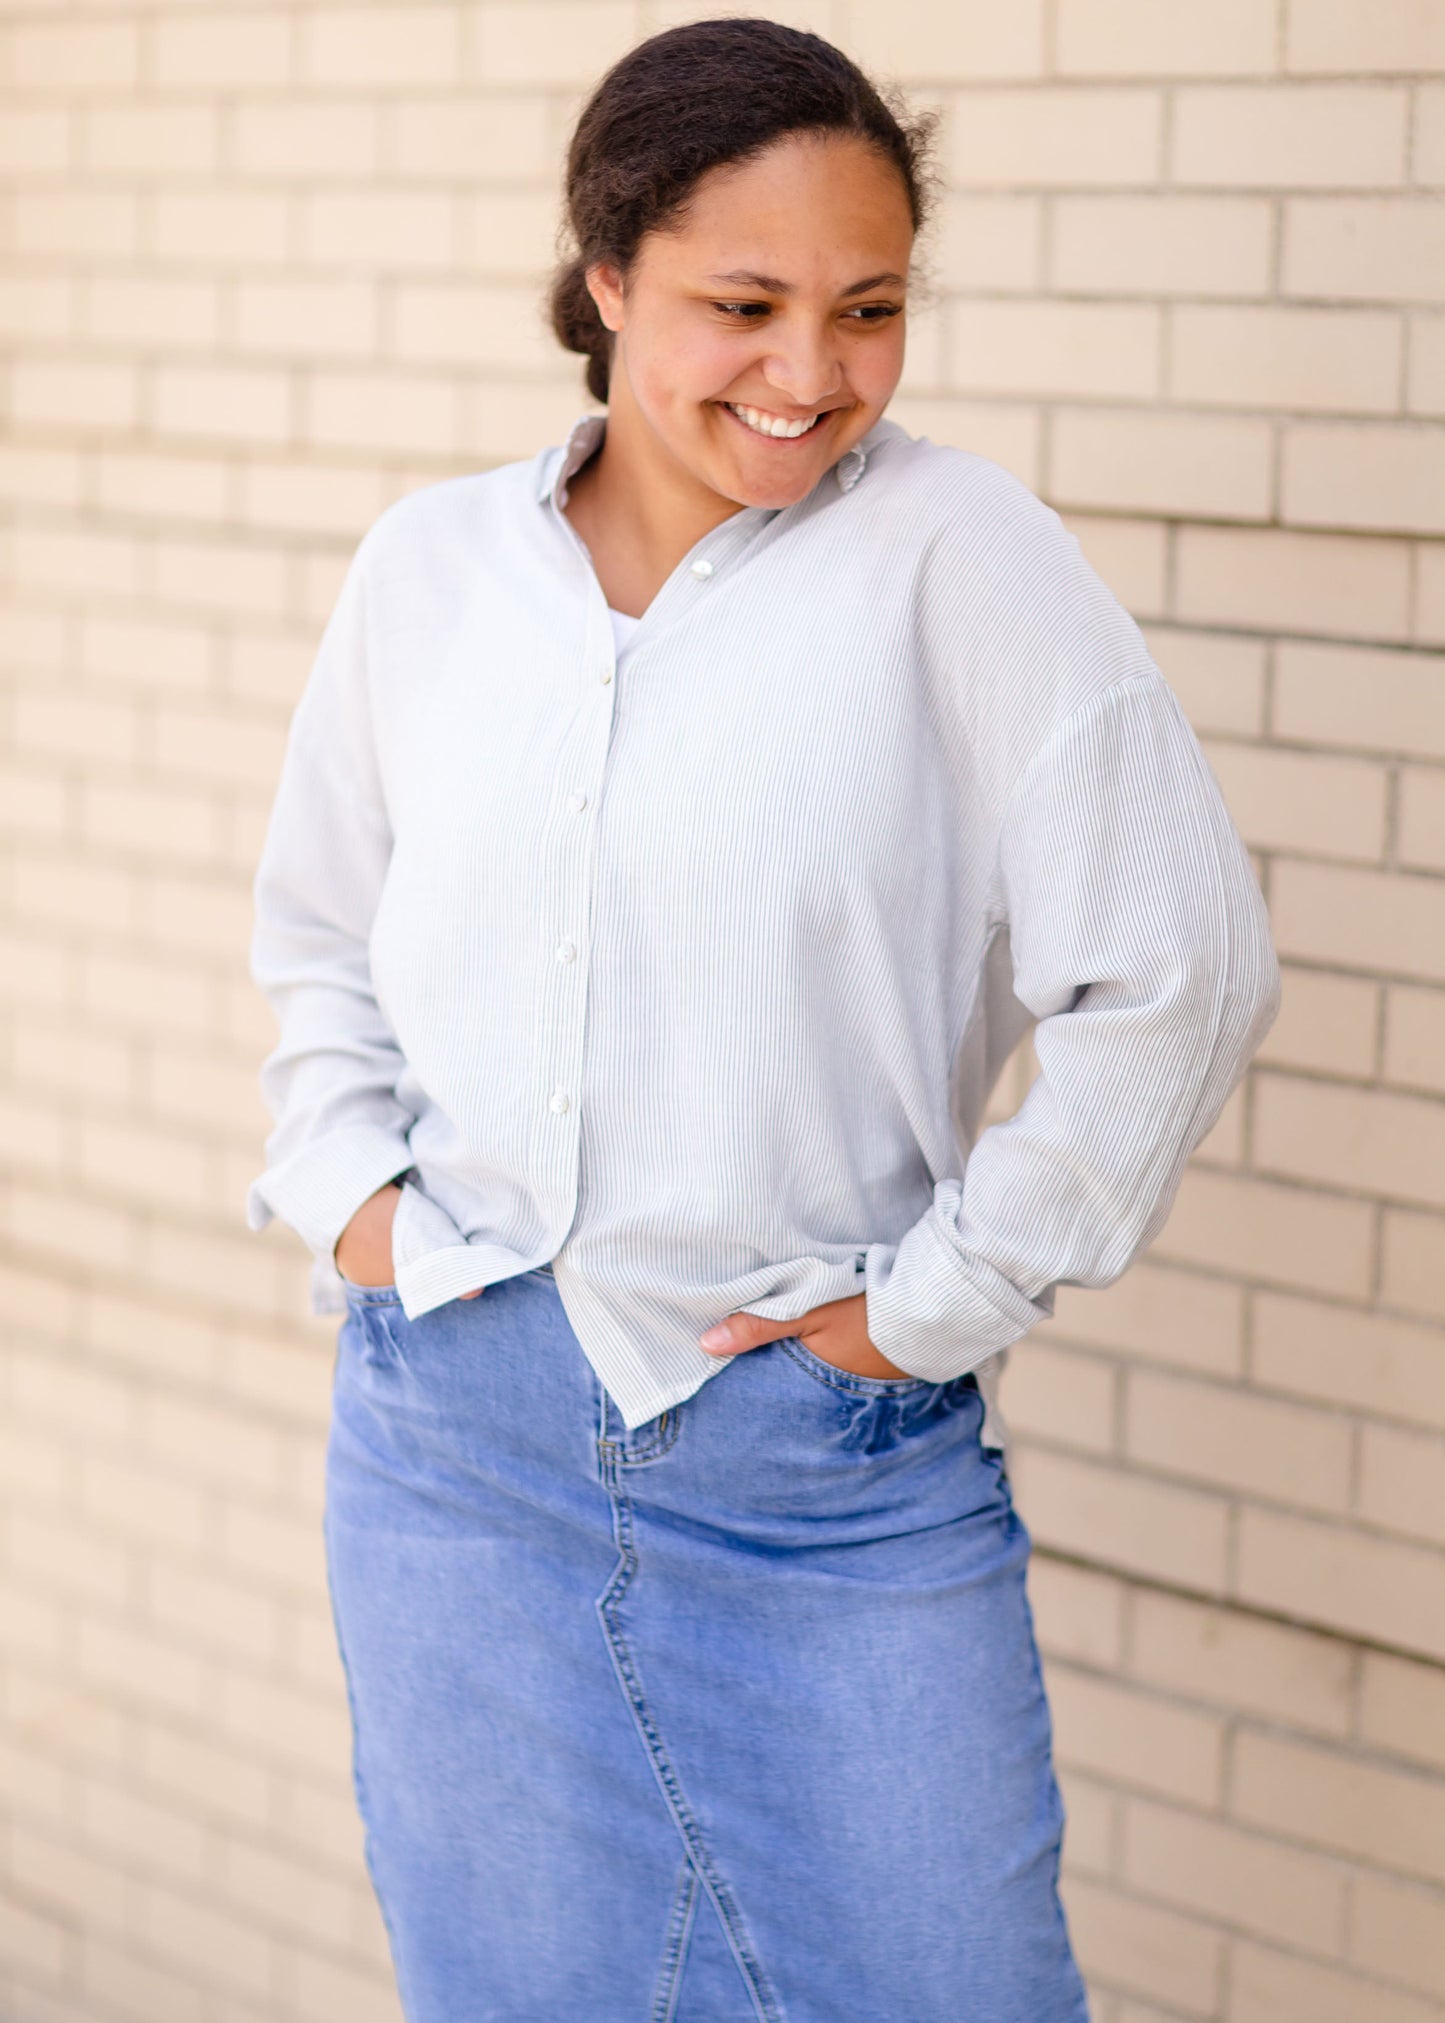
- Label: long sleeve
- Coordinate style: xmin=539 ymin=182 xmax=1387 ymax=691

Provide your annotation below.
xmin=863 ymin=667 xmax=1282 ymax=1384
xmin=245 ymin=527 xmax=419 ymax=1270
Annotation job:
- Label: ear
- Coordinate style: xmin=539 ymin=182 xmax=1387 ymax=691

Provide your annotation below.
xmin=585 ymin=260 xmax=626 ymax=334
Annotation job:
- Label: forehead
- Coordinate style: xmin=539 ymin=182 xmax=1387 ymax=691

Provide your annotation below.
xmin=647 ymin=133 xmax=914 ymax=267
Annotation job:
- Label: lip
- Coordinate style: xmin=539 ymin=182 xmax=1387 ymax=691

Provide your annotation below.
xmin=717 ymin=400 xmax=843 ymax=445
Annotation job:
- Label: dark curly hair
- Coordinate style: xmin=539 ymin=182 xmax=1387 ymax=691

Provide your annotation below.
xmin=548 ymin=17 xmax=938 ymax=403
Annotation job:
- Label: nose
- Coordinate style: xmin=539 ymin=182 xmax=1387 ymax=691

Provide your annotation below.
xmin=758 ymin=319 xmax=844 ymax=409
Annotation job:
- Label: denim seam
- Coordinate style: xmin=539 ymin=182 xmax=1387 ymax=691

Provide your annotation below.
xmin=778 ymin=1333 xmax=934 ymax=1399
xmin=595 ymin=1445 xmax=783 ymax=2023
xmin=649 ymin=1856 xmax=700 ymax=2023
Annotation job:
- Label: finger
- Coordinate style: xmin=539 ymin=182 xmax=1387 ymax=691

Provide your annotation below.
xmin=459 ymin=1288 xmax=482 ymax=1300
xmin=698 ymin=1311 xmax=797 ymax=1356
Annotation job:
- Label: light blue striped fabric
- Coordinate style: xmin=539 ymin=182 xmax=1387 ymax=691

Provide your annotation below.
xmin=246 ymin=411 xmax=1280 ymax=1433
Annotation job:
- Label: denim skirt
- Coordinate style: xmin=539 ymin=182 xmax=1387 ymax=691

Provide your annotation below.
xmin=323 ymin=1265 xmax=1092 ymax=2023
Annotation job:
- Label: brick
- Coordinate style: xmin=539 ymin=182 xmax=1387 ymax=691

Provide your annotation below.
xmin=845 ymin=0 xmax=1043 ymax=76
xmin=1011 ymin=1443 xmax=1229 ymax=1591
xmin=1285 ymin=197 xmax=1445 ymax=305
xmin=148 ymin=1562 xmax=281 ymax=1665
xmin=888 ymin=398 xmax=1041 ymax=489
xmin=0 ymin=442 xmax=83 ymax=511
xmin=140 ymin=1723 xmax=269 ymax=1833
xmin=151 ymin=706 xmax=287 ymax=793
xmin=471 ymin=3 xmax=642 ymax=87
xmin=14 ymin=18 xmax=139 ymax=93
xmin=1370 ymin=1198 xmax=1443 ymax=1311
xmin=1286 ymin=0 xmax=1445 ymax=73
xmin=1351 ymin=1870 xmax=1445 ymax=2006
xmin=1399 ymin=765 xmax=1445 ymax=871
xmin=1256 ymin=1073 xmax=1445 ymax=1209
xmin=1028 ymin=1555 xmax=1128 ymax=1668
xmin=217 ymin=1670 xmax=350 ymax=1783
xmin=0 ymin=106 xmax=70 ymax=177
xmin=990 ymin=1335 xmax=1115 ymax=1451
xmin=0 ymin=757 xmax=66 ymax=840
xmin=461 ymin=188 xmax=569 ymax=277
xmin=1170 ymin=303 xmax=1402 ymax=413
xmin=1047 ymin=1664 xmax=1224 ymax=1806
xmin=13 ymin=849 xmax=139 ymax=938
xmin=1254 ymin=1286 xmax=1440 ymax=1432
xmin=150 ymin=13 xmax=292 ymax=89
xmin=1056 ymin=511 xmax=1168 ymax=615
xmin=1063 ymin=1873 xmax=1223 ymax=2014
xmin=84 ymin=276 xmax=219 ymax=350
xmin=82 ymin=1778 xmax=210 ymax=1887
xmin=929 ymin=194 xmax=1042 ymax=291
xmin=15 ymin=189 xmax=139 ymax=261
xmin=234 ymin=278 xmax=379 ymax=360
xmin=1421 ymin=543 xmax=1445 ymax=645
xmin=947 ymin=87 xmax=1162 ymax=188
xmin=393 ymin=282 xmax=558 ymax=371
xmin=1358 ymin=1421 xmax=1445 ymax=1546
xmin=78 ymin=1617 xmax=208 ymax=1721
xmin=78 ymin=1451 xmax=209 ymax=1553
xmin=16 ymin=524 xmax=140 ymax=601
xmin=1257 ymin=967 xmax=1379 ymax=1078
xmin=1204 ymin=739 xmax=1388 ymax=861
xmin=0 ymin=271 xmax=73 ymax=341
xmin=1234 ymin=1726 xmax=1445 ymax=1881
xmin=152 ymin=189 xmax=289 ymax=267
xmin=153 ymin=365 xmax=292 ymax=449
xmin=11 ymin=356 xmax=137 ymax=432
xmin=223 ymin=1838 xmax=353 ymax=1947
xmin=292 ymin=1944 xmax=404 ymax=2023
xmin=1140 ymin=628 xmax=1265 ymax=738
xmin=305 ymin=369 xmax=461 ymax=456
xmin=1361 ymin=1650 xmax=1445 ymax=1776
xmin=1058 ymin=0 xmax=1275 ymax=74
xmin=80 ymin=614 xmax=212 ymax=695
xmin=1175 ymin=525 xmax=1411 ymax=639
xmin=1275 ymin=640 xmax=1445 ymax=758
xmin=1172 ymin=85 xmax=1408 ymax=189
xmin=1122 ymin=1796 xmax=1346 ymax=1952
xmin=151 ymin=539 xmax=288 ymax=621
xmin=77 ymin=1118 xmax=212 ymax=1214
xmin=1409 ymin=314 xmax=1445 ymax=416
xmin=135 ymin=1879 xmax=273 ymax=2001
xmin=1130 ymin=1588 xmax=1352 ymax=1735
xmin=1125 ymin=1366 xmax=1353 ymax=1513
xmin=80 ymin=103 xmax=218 ymax=177
xmin=232 ymin=100 xmax=379 ymax=180
xmin=1283 ymin=423 xmax=1445 ymax=537
xmin=1150 ymin=1167 xmax=1374 ymax=1298
xmin=82 ymin=1286 xmax=224 ymax=1388
xmin=239 ymin=461 xmax=387 ymax=540
xmin=300 ymin=7 xmax=460 ymax=88
xmin=391 ymin=93 xmax=553 ymax=180
xmin=1419 ymin=84 xmax=1445 ymax=185
xmin=93 ymin=453 xmax=229 ymax=528
xmin=950 ymin=299 xmax=1160 ymax=400
xmin=304 ymin=189 xmax=457 ymax=271
xmin=1386 ymin=984 xmax=1445 ymax=1093
xmin=1050 ymin=407 xmax=1271 ymax=520
xmin=1237 ymin=1506 xmax=1445 ymax=1661
xmin=81 ymin=783 xmax=218 ymax=863
xmin=15 ymin=1015 xmax=132 ymax=1108
xmin=0 ymin=1897 xmax=67 ymax=1986
xmin=1231 ymin=1935 xmax=1445 ymax=2023
xmin=1051 ymin=194 xmax=1270 ymax=297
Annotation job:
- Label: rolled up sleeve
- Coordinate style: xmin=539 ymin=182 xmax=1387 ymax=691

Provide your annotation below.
xmin=864 ymin=669 xmax=1281 ymax=1384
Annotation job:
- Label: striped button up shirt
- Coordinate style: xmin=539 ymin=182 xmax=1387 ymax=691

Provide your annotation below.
xmin=246 ymin=410 xmax=1280 ymax=1437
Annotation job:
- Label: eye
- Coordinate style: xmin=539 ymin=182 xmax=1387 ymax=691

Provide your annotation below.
xmin=844 ymin=303 xmax=904 ymax=323
xmin=711 ymin=301 xmax=771 ymax=320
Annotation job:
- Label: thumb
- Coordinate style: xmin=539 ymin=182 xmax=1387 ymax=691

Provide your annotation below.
xmin=699 ymin=1311 xmax=793 ymax=1357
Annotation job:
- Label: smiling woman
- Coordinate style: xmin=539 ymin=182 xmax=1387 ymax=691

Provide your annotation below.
xmin=247 ymin=14 xmax=1279 ymax=2022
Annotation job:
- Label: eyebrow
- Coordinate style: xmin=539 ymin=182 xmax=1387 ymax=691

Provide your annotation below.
xmin=705 ymin=269 xmax=906 ymax=297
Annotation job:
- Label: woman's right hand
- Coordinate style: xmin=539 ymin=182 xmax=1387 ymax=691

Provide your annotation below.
xmin=334 ymin=1180 xmax=403 ymax=1286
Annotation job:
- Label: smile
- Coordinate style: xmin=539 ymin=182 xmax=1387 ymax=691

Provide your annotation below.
xmin=723 ymin=402 xmax=829 ymax=440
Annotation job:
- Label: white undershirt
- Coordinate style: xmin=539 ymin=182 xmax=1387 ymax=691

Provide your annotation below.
xmin=608 ymin=606 xmax=641 ymax=656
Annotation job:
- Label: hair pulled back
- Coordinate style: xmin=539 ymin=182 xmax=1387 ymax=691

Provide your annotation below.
xmin=548 ymin=17 xmax=937 ymax=403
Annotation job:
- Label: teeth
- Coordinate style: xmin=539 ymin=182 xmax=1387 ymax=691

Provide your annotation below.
xmin=727 ymin=403 xmax=823 ymax=440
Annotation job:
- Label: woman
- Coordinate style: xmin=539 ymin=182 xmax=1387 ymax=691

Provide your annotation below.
xmin=247 ymin=18 xmax=1279 ymax=2022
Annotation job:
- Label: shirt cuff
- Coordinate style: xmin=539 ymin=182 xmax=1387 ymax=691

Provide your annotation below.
xmin=245 ymin=1124 xmax=418 ymax=1264
xmin=862 ymin=1180 xmax=1053 ymax=1383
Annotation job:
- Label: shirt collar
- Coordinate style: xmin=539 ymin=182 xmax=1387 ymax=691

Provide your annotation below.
xmin=535 ymin=409 xmax=885 ymax=509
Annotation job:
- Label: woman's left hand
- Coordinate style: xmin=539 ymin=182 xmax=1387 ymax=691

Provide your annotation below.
xmin=699 ymin=1292 xmax=915 ymax=1379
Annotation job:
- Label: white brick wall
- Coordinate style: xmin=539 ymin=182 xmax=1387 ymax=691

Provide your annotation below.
xmin=2 ymin=2 xmax=1444 ymax=2018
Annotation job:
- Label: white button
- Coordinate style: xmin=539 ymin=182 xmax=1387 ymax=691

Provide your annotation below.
xmin=568 ymin=792 xmax=588 ymax=812
xmin=691 ymin=557 xmax=714 ymax=579
xmin=549 ymin=1088 xmax=570 ymax=1114
xmin=600 ymin=668 xmax=612 ymax=684
xmin=555 ymin=940 xmax=577 ymax=963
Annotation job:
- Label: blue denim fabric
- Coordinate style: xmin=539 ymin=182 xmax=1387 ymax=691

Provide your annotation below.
xmin=324 ymin=1267 xmax=1092 ymax=2023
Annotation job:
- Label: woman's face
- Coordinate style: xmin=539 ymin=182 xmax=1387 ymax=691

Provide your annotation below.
xmin=586 ymin=132 xmax=915 ymax=511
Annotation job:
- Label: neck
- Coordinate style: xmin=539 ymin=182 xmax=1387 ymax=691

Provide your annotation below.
xmin=563 ymin=375 xmax=745 ymax=614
